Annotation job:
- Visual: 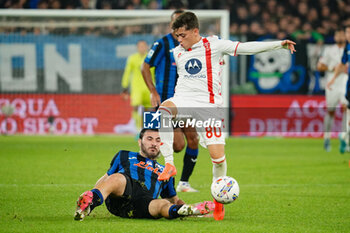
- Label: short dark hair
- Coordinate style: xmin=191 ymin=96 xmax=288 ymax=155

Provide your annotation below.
xmin=172 ymin=11 xmax=199 ymax=31
xmin=171 ymin=9 xmax=184 ymax=20
xmin=139 ymin=128 xmax=159 ymax=139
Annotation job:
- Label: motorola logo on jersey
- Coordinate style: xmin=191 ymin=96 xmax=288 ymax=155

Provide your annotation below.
xmin=185 ymin=59 xmax=202 ymax=74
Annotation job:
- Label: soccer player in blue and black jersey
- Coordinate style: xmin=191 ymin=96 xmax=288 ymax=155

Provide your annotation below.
xmin=327 ymin=25 xmax=350 ymax=153
xmin=74 ymin=128 xmax=213 ymax=220
xmin=142 ymin=10 xmax=200 ymax=192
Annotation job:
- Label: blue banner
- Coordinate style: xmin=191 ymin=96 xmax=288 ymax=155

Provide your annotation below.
xmin=0 ymin=33 xmax=157 ymax=70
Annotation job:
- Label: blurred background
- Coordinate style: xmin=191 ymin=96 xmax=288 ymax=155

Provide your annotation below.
xmin=0 ymin=0 xmax=349 ymax=136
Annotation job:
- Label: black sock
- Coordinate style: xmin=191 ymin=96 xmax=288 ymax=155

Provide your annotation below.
xmin=90 ymin=189 xmax=104 ymax=211
xmin=180 ymin=147 xmax=198 ymax=182
xmin=168 ymin=204 xmax=184 ymax=219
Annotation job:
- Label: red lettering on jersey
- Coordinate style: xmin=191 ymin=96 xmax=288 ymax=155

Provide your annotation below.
xmin=134 ymin=161 xmax=161 ymax=175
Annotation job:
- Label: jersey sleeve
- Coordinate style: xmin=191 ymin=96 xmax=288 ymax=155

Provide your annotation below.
xmin=144 ymin=40 xmax=163 ymax=67
xmin=235 ymin=41 xmax=283 ymax=55
xmin=160 ymin=177 xmax=176 ymax=198
xmin=107 ymin=151 xmax=121 ymax=175
xmin=341 ymin=45 xmax=348 ymax=64
xmin=216 ymin=38 xmax=240 ymax=56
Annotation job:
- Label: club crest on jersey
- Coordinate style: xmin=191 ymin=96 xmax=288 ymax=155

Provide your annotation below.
xmin=185 ymin=58 xmax=202 ymax=74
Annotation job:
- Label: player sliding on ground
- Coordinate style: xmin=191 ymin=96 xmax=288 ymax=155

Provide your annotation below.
xmin=74 ymin=128 xmax=214 ymax=221
xmin=156 ymin=11 xmax=296 ymax=221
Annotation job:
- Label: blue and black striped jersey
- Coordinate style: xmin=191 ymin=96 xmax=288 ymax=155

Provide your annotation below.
xmin=107 ymin=150 xmax=176 ymax=199
xmin=341 ymin=43 xmax=350 ymax=70
xmin=144 ymin=33 xmax=179 ymax=102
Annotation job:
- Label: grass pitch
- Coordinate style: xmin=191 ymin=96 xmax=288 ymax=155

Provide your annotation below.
xmin=0 ymin=135 xmax=349 ymax=233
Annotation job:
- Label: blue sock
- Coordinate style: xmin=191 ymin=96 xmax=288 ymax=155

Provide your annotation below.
xmin=186 ymin=147 xmax=199 ymax=157
xmin=168 ymin=204 xmax=183 ymax=219
xmin=180 ymin=147 xmax=198 ymax=182
xmin=90 ymin=188 xmax=104 ymax=210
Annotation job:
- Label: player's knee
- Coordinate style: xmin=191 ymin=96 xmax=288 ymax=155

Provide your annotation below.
xmin=149 ymin=199 xmax=171 ymax=217
xmin=328 ymin=110 xmax=335 ymax=117
xmin=173 ymin=140 xmax=185 ymax=153
xmin=108 ymin=173 xmax=126 ymax=187
xmin=186 ymin=135 xmax=199 ymax=148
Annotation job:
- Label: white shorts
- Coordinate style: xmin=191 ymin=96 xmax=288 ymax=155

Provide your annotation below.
xmin=325 ymin=73 xmax=348 ymax=110
xmin=325 ymin=87 xmax=347 ymax=110
xmin=164 ymin=95 xmax=226 ymax=148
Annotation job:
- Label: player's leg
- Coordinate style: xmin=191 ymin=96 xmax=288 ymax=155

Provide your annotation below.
xmin=94 ymin=173 xmax=127 ymax=198
xmin=158 ymin=100 xmax=178 ymax=180
xmin=343 ymin=81 xmax=350 ymax=152
xmin=173 ymin=128 xmax=185 ymax=152
xmin=323 ymin=109 xmax=334 ymax=152
xmin=324 ymin=88 xmax=337 ymax=151
xmin=177 ymin=126 xmax=199 ymax=192
xmin=339 ymin=85 xmax=350 ymax=153
xmin=74 ymin=173 xmax=127 ymax=221
xmin=148 ymin=199 xmax=176 ymax=218
xmin=346 ymin=106 xmax=350 ymax=151
xmin=338 ymin=103 xmax=348 ymax=152
xmin=208 ymin=144 xmax=227 ymax=181
xmin=130 ymin=90 xmax=143 ymax=131
xmin=148 ymin=199 xmax=213 ymax=219
xmin=338 ymin=90 xmax=349 ymax=152
xmin=207 ymin=143 xmax=226 ymax=221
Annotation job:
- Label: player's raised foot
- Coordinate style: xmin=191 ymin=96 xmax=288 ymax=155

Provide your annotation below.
xmin=176 ymin=181 xmax=199 ymax=192
xmin=323 ymin=139 xmax=331 ymax=152
xmin=213 ymin=199 xmax=225 ymax=221
xmin=158 ymin=163 xmax=177 ymax=181
xmin=339 ymin=135 xmax=346 ymax=154
xmin=74 ymin=191 xmax=93 ymax=221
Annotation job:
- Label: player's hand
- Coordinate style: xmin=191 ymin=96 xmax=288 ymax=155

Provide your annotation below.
xmin=151 ymin=91 xmax=161 ymax=108
xmin=121 ymin=89 xmax=129 ymax=101
xmin=326 ymin=79 xmax=334 ymax=90
xmin=281 ymin=40 xmax=296 ymax=54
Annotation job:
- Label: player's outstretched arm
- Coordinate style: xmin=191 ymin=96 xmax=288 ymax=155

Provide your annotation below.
xmin=235 ymin=40 xmax=296 ymax=55
xmin=281 ymin=40 xmax=296 ymax=54
xmin=141 ymin=62 xmax=161 ymax=107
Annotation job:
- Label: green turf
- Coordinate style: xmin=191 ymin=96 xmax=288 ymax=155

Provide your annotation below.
xmin=0 ymin=135 xmax=349 ymax=233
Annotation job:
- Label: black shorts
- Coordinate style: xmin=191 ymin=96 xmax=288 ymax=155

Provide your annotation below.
xmin=105 ymin=174 xmax=156 ymax=219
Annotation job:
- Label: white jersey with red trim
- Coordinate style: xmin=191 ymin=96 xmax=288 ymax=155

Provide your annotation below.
xmin=173 ymin=36 xmax=237 ymax=106
xmin=173 ymin=36 xmax=283 ymax=106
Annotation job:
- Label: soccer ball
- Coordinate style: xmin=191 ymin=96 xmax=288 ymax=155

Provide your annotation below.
xmin=211 ymin=176 xmax=239 ymax=204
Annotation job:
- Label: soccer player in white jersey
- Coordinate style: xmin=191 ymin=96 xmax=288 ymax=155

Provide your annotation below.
xmin=317 ymin=29 xmax=347 ymax=152
xmin=327 ymin=25 xmax=350 ymax=153
xmin=156 ymin=11 xmax=296 ymax=220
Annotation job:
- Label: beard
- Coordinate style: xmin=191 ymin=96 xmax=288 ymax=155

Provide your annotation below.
xmin=140 ymin=143 xmax=160 ymax=160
